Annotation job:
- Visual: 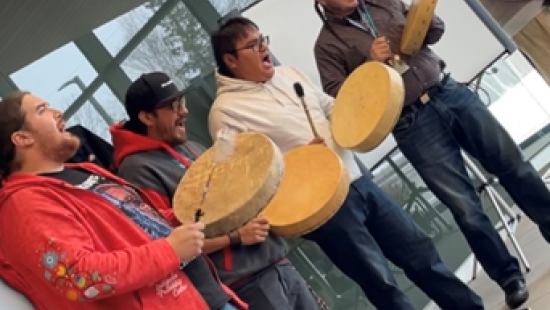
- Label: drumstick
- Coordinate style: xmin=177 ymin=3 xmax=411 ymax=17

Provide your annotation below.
xmin=195 ymin=131 xmax=235 ymax=223
xmin=196 ymin=167 xmax=213 ymax=222
xmin=293 ymin=82 xmax=320 ymax=138
xmin=195 ymin=208 xmax=205 ymax=222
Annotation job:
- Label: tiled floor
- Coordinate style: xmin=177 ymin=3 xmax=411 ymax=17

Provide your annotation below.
xmin=467 ymin=216 xmax=550 ymax=310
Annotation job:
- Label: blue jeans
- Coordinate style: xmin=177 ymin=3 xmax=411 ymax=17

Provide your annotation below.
xmin=232 ymin=261 xmax=320 ymax=310
xmin=393 ymin=78 xmax=550 ymax=287
xmin=304 ymin=176 xmax=484 ymax=310
xmin=220 ymin=303 xmax=239 ymax=310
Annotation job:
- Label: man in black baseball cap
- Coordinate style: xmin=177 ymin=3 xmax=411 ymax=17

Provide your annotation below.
xmin=112 ymin=72 xmax=321 ymax=310
xmin=110 ymin=72 xmax=247 ymax=310
xmin=122 ymin=72 xmax=188 ymax=143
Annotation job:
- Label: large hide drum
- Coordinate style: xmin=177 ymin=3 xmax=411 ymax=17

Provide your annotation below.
xmin=331 ymin=62 xmax=405 ymax=153
xmin=261 ymin=145 xmax=350 ymax=238
xmin=400 ymin=0 xmax=439 ymax=55
xmin=173 ymin=132 xmax=284 ymax=238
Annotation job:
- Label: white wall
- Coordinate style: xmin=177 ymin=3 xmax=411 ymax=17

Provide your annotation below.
xmin=245 ymin=0 xmax=324 ymax=86
xmin=0 ymin=280 xmax=35 ymax=310
xmin=244 ymin=0 xmax=508 ymax=168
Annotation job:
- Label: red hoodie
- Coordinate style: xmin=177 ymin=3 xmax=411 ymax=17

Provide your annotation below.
xmin=0 ymin=163 xmax=208 ymax=310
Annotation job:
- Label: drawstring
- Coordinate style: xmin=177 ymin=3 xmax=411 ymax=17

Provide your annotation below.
xmin=163 ymin=143 xmax=198 ymax=168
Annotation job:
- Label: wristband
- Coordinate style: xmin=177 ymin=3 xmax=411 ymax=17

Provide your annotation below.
xmin=228 ymin=230 xmax=241 ymax=246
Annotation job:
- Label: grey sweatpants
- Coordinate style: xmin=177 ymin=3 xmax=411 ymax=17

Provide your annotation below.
xmin=233 ymin=262 xmax=320 ymax=310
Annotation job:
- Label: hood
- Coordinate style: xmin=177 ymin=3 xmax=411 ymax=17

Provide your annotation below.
xmin=216 ymin=71 xmax=267 ymax=97
xmin=110 ymin=123 xmax=167 ymax=168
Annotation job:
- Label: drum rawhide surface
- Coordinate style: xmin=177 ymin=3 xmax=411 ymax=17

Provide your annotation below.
xmin=261 ymin=145 xmax=350 ymax=238
xmin=173 ymin=132 xmax=284 ymax=238
xmin=400 ymin=0 xmax=439 ymax=55
xmin=331 ymin=61 xmax=405 ymax=153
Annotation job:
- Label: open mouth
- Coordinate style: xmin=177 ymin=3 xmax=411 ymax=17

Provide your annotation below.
xmin=175 ymin=118 xmax=186 ymax=128
xmin=262 ymin=54 xmax=272 ymax=66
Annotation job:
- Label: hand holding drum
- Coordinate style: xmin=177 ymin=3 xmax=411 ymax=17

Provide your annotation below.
xmin=369 ymin=36 xmax=392 ymax=62
xmin=238 ymin=216 xmax=270 ymax=245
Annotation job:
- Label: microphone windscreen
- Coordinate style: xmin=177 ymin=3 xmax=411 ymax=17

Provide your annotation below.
xmin=293 ymin=82 xmax=305 ymax=98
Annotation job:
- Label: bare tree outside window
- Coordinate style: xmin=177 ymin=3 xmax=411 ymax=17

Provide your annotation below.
xmin=119 ymin=0 xmax=260 ymax=88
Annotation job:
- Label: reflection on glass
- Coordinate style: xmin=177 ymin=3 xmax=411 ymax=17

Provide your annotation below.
xmin=121 ymin=1 xmax=216 ymax=88
xmin=93 ymin=1 xmax=159 ymax=56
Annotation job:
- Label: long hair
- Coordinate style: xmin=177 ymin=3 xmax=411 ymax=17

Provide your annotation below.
xmin=0 ymin=91 xmax=30 ymax=183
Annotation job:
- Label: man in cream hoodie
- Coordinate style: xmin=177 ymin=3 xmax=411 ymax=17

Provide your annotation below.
xmin=208 ymin=17 xmax=488 ymax=310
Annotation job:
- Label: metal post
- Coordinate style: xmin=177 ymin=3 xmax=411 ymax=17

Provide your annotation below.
xmin=63 ymin=0 xmax=181 ymax=120
xmin=74 ymin=32 xmax=133 ymax=102
xmin=59 ymin=76 xmax=115 ymax=125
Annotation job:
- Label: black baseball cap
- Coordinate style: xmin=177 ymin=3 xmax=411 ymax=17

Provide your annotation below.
xmin=124 ymin=72 xmax=185 ymax=121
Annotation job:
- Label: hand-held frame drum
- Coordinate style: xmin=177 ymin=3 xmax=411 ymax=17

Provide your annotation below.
xmin=331 ymin=62 xmax=405 ymax=152
xmin=261 ymin=145 xmax=350 ymax=238
xmin=400 ymin=0 xmax=439 ymax=55
xmin=173 ymin=132 xmax=284 ymax=238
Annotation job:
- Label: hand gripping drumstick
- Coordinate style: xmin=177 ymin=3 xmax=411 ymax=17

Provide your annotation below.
xmin=293 ymin=82 xmax=320 ymax=138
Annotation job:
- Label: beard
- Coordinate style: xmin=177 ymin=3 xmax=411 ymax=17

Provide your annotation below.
xmin=158 ymin=123 xmax=187 ymax=146
xmin=39 ymin=132 xmax=81 ymax=163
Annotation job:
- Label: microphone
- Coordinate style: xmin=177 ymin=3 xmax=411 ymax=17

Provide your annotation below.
xmin=293 ymin=82 xmax=319 ymax=138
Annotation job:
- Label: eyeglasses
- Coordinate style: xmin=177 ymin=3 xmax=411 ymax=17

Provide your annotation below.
xmin=155 ymin=96 xmax=186 ymax=113
xmin=235 ymin=35 xmax=270 ymax=53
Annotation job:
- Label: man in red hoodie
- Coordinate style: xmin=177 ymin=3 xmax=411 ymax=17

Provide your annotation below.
xmin=0 ymin=91 xmax=245 ymax=310
xmin=110 ymin=72 xmax=322 ymax=310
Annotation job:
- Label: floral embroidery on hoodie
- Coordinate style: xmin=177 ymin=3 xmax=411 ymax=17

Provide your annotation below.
xmin=37 ymin=237 xmax=117 ymax=302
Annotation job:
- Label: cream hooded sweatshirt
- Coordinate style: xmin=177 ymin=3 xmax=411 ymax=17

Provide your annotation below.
xmin=208 ymin=65 xmax=362 ymax=182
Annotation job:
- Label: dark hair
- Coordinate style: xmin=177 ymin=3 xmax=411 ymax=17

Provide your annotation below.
xmin=0 ymin=91 xmax=30 ymax=181
xmin=123 ymin=118 xmax=148 ymax=136
xmin=210 ymin=17 xmax=259 ymax=77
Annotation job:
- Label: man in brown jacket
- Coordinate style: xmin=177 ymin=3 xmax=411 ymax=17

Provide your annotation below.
xmin=312 ymin=0 xmax=544 ymax=309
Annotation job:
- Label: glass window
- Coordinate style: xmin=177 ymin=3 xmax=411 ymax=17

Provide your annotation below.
xmin=121 ymin=1 xmax=216 ymax=89
xmin=210 ymin=0 xmax=261 ymax=15
xmin=65 ymin=84 xmax=128 ymax=143
xmin=478 ymin=51 xmax=550 ymax=144
xmin=93 ymin=1 xmax=161 ymax=56
xmin=10 ymin=42 xmax=98 ymax=113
